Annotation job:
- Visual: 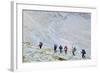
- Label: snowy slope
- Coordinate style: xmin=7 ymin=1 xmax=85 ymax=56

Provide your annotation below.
xmin=23 ymin=43 xmax=89 ymax=62
xmin=22 ymin=10 xmax=91 ymax=62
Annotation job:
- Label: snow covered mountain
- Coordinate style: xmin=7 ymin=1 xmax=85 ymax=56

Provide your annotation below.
xmin=22 ymin=10 xmax=91 ymax=62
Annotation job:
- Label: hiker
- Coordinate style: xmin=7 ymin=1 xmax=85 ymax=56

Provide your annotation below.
xmin=64 ymin=46 xmax=68 ymax=54
xmin=39 ymin=42 xmax=43 ymax=49
xmin=59 ymin=45 xmax=63 ymax=53
xmin=54 ymin=44 xmax=57 ymax=53
xmin=72 ymin=47 xmax=76 ymax=56
xmin=81 ymin=49 xmax=86 ymax=58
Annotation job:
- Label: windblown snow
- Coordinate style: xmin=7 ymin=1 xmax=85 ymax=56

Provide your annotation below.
xmin=22 ymin=10 xmax=91 ymax=62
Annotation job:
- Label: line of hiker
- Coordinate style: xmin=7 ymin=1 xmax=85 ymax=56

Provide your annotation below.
xmin=54 ymin=44 xmax=68 ymax=54
xmin=38 ymin=42 xmax=86 ymax=59
xmin=54 ymin=44 xmax=76 ymax=55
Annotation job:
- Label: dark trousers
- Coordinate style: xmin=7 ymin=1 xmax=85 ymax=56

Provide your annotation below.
xmin=60 ymin=49 xmax=62 ymax=53
xmin=65 ymin=50 xmax=67 ymax=54
xmin=82 ymin=54 xmax=85 ymax=58
xmin=72 ymin=51 xmax=75 ymax=56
